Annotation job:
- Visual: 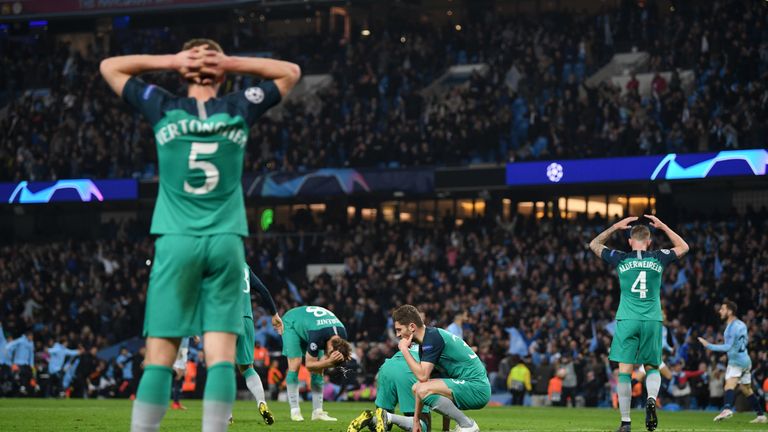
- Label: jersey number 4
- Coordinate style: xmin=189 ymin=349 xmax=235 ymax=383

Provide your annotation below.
xmin=631 ymin=271 xmax=648 ymax=299
xmin=184 ymin=142 xmax=220 ymax=195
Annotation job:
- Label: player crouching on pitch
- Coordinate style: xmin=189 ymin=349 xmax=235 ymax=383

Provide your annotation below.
xmin=347 ymin=344 xmax=432 ymax=432
xmin=388 ymin=305 xmax=490 ymax=432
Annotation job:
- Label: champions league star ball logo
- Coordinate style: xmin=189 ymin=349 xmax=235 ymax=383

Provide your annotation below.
xmin=546 ymin=163 xmax=564 ymax=183
xmin=310 ymin=343 xmax=318 ymax=352
xmin=245 ymin=87 xmax=265 ymax=104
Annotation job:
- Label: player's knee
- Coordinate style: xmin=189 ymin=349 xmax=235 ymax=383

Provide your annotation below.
xmin=412 ymin=383 xmax=431 ymax=399
xmin=287 ymin=358 xmax=302 ymax=371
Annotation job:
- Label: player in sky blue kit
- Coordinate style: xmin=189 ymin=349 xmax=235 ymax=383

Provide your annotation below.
xmin=699 ymin=300 xmax=766 ymax=424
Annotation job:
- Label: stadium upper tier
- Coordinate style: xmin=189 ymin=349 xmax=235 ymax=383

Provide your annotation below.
xmin=0 ymin=0 xmax=766 ymax=181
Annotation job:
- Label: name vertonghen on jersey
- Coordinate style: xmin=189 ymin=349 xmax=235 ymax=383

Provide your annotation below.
xmin=154 ymin=117 xmax=249 ymax=147
xmin=617 ymin=260 xmax=663 ymax=274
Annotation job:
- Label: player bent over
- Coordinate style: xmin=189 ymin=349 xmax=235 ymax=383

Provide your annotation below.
xmin=590 ymin=215 xmax=688 ymax=432
xmin=101 ymin=38 xmax=299 ymax=432
xmin=348 ymin=345 xmax=431 ymax=432
xmin=699 ymin=300 xmax=766 ymax=424
xmin=281 ymin=306 xmax=351 ymax=422
xmin=389 ymin=305 xmax=490 ymax=432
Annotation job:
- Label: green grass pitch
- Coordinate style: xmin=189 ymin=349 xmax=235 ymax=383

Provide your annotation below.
xmin=0 ymin=399 xmax=764 ymax=431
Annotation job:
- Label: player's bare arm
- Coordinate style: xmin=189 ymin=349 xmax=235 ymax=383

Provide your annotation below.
xmin=200 ymin=50 xmax=301 ymax=97
xmin=100 ymin=47 xmax=207 ymax=96
xmin=644 ymin=214 xmax=690 ymax=258
xmin=304 ymin=351 xmax=343 ymax=373
xmin=589 ymin=216 xmax=638 ymax=256
xmin=398 ymin=333 xmax=434 ymax=382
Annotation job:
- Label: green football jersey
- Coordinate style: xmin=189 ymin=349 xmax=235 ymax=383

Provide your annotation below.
xmin=122 ymin=77 xmax=281 ymax=236
xmin=602 ymin=248 xmax=678 ymax=321
xmin=419 ymin=327 xmax=486 ymax=382
xmin=283 ymin=306 xmax=347 ymax=357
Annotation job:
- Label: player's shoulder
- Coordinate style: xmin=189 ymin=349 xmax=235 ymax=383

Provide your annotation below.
xmin=602 ymin=248 xmax=628 ymax=260
xmin=424 ymin=327 xmax=448 ymax=344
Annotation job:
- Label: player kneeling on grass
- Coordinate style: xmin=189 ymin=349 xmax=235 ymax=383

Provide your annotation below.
xmin=698 ymin=300 xmax=766 ymax=424
xmin=228 ymin=264 xmax=282 ymax=426
xmin=389 ymin=305 xmax=490 ymax=432
xmin=348 ymin=345 xmax=431 ymax=432
xmin=281 ymin=306 xmax=351 ymax=422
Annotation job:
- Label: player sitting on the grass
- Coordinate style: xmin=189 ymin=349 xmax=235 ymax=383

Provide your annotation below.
xmin=589 ymin=214 xmax=688 ymax=432
xmin=281 ymin=305 xmax=351 ymax=422
xmin=347 ymin=345 xmax=431 ymax=432
xmin=698 ymin=300 xmax=767 ymax=424
xmin=389 ymin=305 xmax=490 ymax=432
xmin=101 ymin=38 xmax=299 ymax=432
xmin=228 ymin=264 xmax=283 ymax=426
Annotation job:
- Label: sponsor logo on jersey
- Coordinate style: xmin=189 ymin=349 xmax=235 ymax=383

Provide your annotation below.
xmin=245 ymin=87 xmax=265 ymax=104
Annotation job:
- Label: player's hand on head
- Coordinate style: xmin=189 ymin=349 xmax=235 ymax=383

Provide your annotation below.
xmin=173 ymin=45 xmax=207 ymax=83
xmin=198 ymin=48 xmax=227 ymax=84
xmin=613 ymin=216 xmax=639 ymax=230
xmin=329 ymin=350 xmax=344 ymax=365
xmin=272 ymin=314 xmax=284 ymax=335
xmin=644 ymin=214 xmax=666 ymax=229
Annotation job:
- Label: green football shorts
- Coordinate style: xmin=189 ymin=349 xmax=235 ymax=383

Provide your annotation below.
xmin=609 ymin=319 xmax=663 ymax=366
xmin=281 ymin=323 xmax=306 ymax=359
xmin=235 ymin=316 xmax=255 ymax=366
xmin=429 ymin=377 xmax=490 ymax=411
xmin=375 ymin=360 xmax=429 ymax=414
xmin=143 ymin=234 xmax=245 ymax=337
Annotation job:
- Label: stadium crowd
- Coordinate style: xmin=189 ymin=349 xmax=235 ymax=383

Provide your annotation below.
xmin=1 ymin=208 xmax=767 ymax=409
xmin=2 ymin=0 xmax=767 ymax=181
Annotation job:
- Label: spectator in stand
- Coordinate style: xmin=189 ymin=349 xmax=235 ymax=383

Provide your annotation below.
xmin=531 ymin=356 xmax=555 ymax=407
xmin=507 ymin=355 xmax=532 ymax=406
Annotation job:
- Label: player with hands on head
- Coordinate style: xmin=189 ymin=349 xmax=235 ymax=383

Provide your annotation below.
xmin=101 ymin=38 xmax=299 ymax=432
xmin=590 ymin=214 xmax=688 ymax=432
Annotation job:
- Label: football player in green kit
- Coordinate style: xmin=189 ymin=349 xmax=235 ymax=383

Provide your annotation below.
xmin=589 ymin=215 xmax=688 ymax=432
xmin=229 ymin=264 xmax=282 ymax=426
xmin=281 ymin=305 xmax=352 ymax=422
xmin=347 ymin=345 xmax=431 ymax=432
xmin=100 ymin=39 xmax=299 ymax=432
xmin=388 ymin=305 xmax=490 ymax=432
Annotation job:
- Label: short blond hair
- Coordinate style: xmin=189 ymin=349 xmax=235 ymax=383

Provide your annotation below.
xmin=630 ymin=225 xmax=650 ymax=241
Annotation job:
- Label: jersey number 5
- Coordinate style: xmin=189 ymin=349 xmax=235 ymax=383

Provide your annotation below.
xmin=184 ymin=142 xmax=219 ymax=195
xmin=631 ymin=271 xmax=648 ymax=299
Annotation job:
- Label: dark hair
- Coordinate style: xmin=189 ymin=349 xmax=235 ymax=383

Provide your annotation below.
xmin=630 ymin=225 xmax=651 ymax=241
xmin=723 ymin=300 xmax=738 ymax=315
xmin=182 ymin=38 xmax=223 ymax=53
xmin=330 ymin=337 xmax=352 ymax=361
xmin=392 ymin=304 xmax=424 ymax=328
